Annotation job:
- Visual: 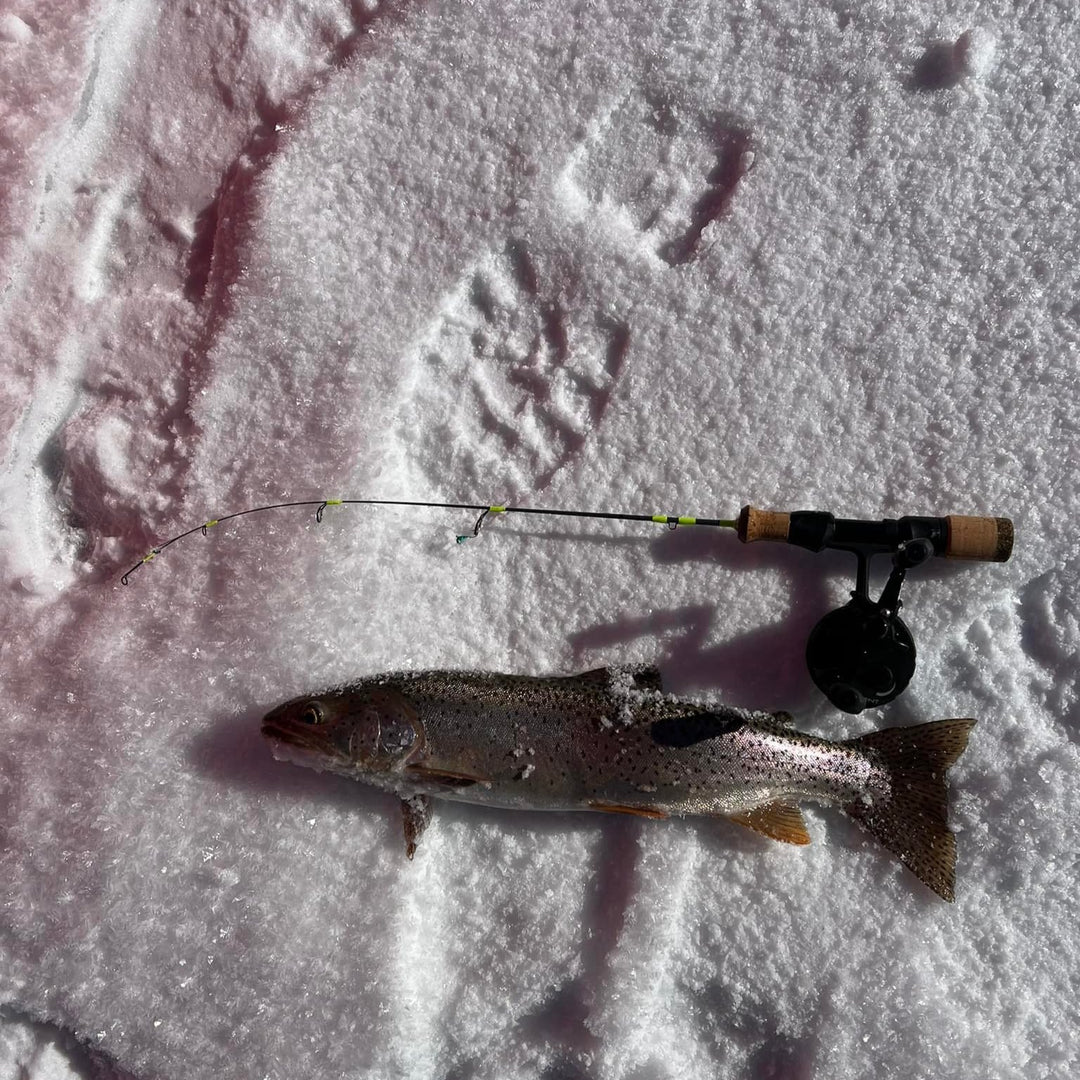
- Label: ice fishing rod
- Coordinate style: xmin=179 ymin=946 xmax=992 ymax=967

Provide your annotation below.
xmin=121 ymin=498 xmax=1013 ymax=714
xmin=118 ymin=497 xmax=739 ymax=588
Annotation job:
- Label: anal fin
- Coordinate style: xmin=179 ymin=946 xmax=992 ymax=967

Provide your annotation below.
xmin=727 ymin=802 xmax=811 ymax=845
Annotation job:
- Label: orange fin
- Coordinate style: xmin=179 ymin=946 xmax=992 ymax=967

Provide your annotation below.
xmin=405 ymin=763 xmax=489 ymax=787
xmin=588 ymin=800 xmax=669 ymax=819
xmin=727 ymin=802 xmax=811 ymax=845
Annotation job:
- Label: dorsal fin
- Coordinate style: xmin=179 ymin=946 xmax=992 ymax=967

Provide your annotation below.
xmin=572 ymin=665 xmax=664 ymax=690
xmin=627 ymin=665 xmax=664 ymax=691
xmin=727 ymin=801 xmax=811 ymax=845
xmin=574 ymin=667 xmax=611 ymax=686
xmin=746 ymin=710 xmax=795 ymax=732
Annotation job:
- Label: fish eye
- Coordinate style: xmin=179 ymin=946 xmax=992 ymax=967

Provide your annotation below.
xmin=299 ymin=703 xmax=324 ymax=726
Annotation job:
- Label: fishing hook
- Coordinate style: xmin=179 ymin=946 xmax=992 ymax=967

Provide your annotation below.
xmin=456 ymin=507 xmax=491 ymax=544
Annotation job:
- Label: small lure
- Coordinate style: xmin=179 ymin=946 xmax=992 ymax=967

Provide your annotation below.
xmin=261 ymin=666 xmax=975 ymax=901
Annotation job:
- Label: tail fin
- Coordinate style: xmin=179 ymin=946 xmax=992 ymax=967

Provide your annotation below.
xmin=844 ymin=718 xmax=976 ymax=902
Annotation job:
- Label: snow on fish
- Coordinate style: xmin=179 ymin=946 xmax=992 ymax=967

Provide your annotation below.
xmin=260 ymin=666 xmax=975 ymax=901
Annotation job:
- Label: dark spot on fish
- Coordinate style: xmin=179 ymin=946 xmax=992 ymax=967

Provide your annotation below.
xmin=650 ymin=712 xmax=746 ymax=748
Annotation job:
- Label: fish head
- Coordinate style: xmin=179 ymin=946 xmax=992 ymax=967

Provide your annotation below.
xmin=261 ymin=687 xmax=425 ymax=778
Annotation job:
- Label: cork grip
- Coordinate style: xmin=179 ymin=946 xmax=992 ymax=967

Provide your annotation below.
xmin=737 ymin=505 xmax=791 ymax=544
xmin=945 ymin=516 xmax=1013 ymax=561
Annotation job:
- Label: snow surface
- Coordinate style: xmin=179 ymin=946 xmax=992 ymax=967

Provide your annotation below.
xmin=2 ymin=0 xmax=1078 ymax=1077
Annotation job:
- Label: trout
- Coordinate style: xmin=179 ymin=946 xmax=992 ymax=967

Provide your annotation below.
xmin=261 ymin=666 xmax=975 ymax=901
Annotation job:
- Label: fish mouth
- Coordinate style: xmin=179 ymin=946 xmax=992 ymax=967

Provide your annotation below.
xmin=261 ymin=718 xmax=336 ymax=755
xmin=261 ymin=717 xmax=352 ymax=772
xmin=262 ymin=720 xmax=301 ymax=744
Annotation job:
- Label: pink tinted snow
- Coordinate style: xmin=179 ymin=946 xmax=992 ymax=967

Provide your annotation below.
xmin=1 ymin=1 xmax=393 ymax=582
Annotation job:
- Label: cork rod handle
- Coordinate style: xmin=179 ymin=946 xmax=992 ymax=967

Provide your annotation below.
xmin=736 ymin=505 xmax=791 ymax=544
xmin=736 ymin=505 xmax=1014 ymax=562
xmin=945 ymin=516 xmax=1013 ymax=562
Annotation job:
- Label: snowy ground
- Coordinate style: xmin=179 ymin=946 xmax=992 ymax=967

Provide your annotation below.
xmin=3 ymin=1 xmax=1079 ymax=1077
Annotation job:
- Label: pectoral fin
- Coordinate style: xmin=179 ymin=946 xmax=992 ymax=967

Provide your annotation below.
xmin=588 ymin=800 xmax=669 ymax=819
xmin=727 ymin=802 xmax=811 ymax=845
xmin=401 ymin=795 xmax=431 ymax=859
xmin=404 ymin=763 xmax=489 ymax=788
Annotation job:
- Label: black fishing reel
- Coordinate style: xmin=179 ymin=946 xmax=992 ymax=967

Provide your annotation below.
xmin=737 ymin=507 xmax=1013 ymax=713
xmin=804 ymin=539 xmax=927 ymax=714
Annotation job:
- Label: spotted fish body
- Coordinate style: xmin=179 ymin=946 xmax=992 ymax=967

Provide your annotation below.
xmin=261 ymin=666 xmax=975 ymax=901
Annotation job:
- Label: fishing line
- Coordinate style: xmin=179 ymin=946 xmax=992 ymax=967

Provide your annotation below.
xmin=119 ymin=497 xmax=738 ymax=586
